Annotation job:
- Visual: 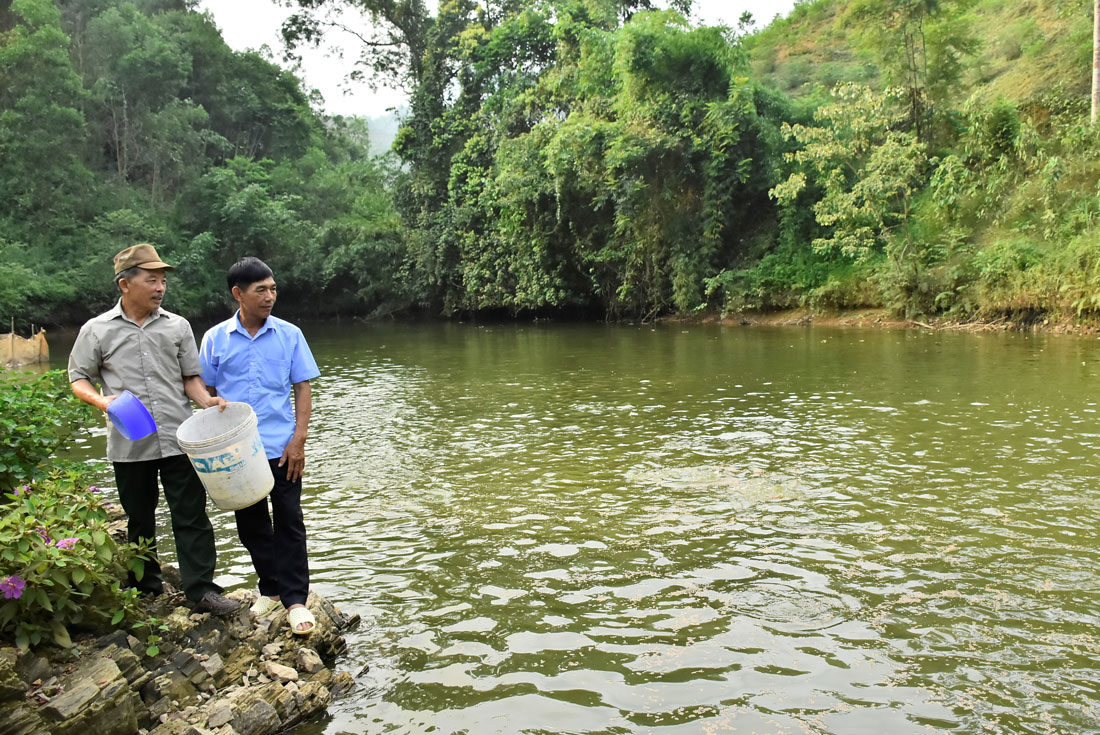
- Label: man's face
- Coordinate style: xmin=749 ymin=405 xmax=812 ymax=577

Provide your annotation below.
xmin=233 ymin=277 xmax=277 ymax=320
xmin=119 ymin=268 xmax=167 ymax=312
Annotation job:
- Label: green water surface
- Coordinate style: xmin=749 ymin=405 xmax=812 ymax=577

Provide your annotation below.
xmin=58 ymin=322 xmax=1100 ymax=733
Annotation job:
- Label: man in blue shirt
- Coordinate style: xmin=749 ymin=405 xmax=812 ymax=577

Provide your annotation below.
xmin=199 ymin=257 xmax=321 ymax=634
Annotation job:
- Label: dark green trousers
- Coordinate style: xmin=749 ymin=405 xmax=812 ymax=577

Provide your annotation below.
xmin=113 ymin=454 xmax=222 ymax=602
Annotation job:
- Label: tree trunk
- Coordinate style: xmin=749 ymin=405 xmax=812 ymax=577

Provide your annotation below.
xmin=1092 ymin=0 xmax=1099 ymax=123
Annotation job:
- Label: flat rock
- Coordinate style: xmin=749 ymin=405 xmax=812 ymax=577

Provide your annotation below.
xmin=5 ymin=592 xmax=355 ymax=735
xmin=44 ymin=658 xmax=123 ymax=721
xmin=14 ymin=651 xmax=51 ymax=686
xmin=256 ymin=680 xmax=297 ymax=721
xmin=199 ymin=653 xmax=224 ymax=679
xmin=141 ymin=669 xmax=198 ymax=706
xmin=0 ymin=701 xmax=49 ymax=735
xmin=296 ymin=647 xmax=324 ymax=674
xmin=263 ymin=661 xmax=298 ymax=683
xmin=148 ymin=719 xmax=211 ymax=735
xmin=50 ymin=680 xmax=141 ymax=735
xmin=205 ymin=700 xmax=233 ymax=729
xmin=100 ymin=644 xmax=142 ymax=683
xmin=229 ymin=691 xmax=279 ymax=735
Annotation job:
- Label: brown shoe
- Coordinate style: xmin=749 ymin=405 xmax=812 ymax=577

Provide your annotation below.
xmin=194 ymin=591 xmax=241 ymax=616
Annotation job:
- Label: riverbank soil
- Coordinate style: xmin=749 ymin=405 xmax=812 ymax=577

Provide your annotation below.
xmin=706 ymin=308 xmax=909 ymax=329
xmin=0 ymin=588 xmax=359 ymax=735
xmin=701 ymin=308 xmax=1100 ymax=334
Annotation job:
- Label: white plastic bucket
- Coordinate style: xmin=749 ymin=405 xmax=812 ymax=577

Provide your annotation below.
xmin=176 ymin=402 xmax=274 ymax=510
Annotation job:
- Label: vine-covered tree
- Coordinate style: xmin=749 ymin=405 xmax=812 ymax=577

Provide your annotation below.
xmin=770 ymin=84 xmax=928 ymax=273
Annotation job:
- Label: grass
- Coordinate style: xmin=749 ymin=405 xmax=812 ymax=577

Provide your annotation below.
xmin=744 ymin=0 xmax=1091 ymax=107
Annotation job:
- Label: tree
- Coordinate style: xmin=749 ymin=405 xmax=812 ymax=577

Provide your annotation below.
xmin=843 ymin=0 xmax=976 ymax=142
xmin=1093 ymin=0 xmax=1099 ymax=123
xmin=282 ymin=0 xmax=435 ymax=91
xmin=453 ymin=7 xmax=777 ymax=318
xmin=0 ymin=0 xmax=92 ymax=216
xmin=0 ymin=0 xmax=409 ymax=324
xmin=770 ymin=84 xmax=928 ymax=274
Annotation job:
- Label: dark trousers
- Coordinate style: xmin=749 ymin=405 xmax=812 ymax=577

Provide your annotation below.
xmin=234 ymin=459 xmax=310 ymax=608
xmin=113 ymin=454 xmax=221 ymax=603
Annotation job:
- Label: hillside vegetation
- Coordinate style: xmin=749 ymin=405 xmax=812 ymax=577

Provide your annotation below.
xmin=738 ymin=0 xmax=1100 ymax=321
xmin=750 ymin=0 xmax=1090 ymax=108
xmin=3 ymin=0 xmax=1099 ymax=325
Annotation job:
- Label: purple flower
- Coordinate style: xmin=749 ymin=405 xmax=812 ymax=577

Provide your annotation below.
xmin=0 ymin=576 xmax=25 ymax=600
xmin=55 ymin=538 xmax=78 ymax=550
xmin=88 ymin=486 xmax=100 ymax=494
xmin=36 ymin=527 xmax=51 ymax=544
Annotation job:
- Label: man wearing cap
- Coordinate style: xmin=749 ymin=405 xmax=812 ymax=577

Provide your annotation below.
xmin=68 ymin=244 xmax=240 ymax=615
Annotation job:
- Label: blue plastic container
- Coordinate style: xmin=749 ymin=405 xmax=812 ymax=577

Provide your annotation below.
xmin=107 ymin=390 xmax=157 ymax=441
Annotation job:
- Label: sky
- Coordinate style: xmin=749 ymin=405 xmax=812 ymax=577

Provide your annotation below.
xmin=197 ymin=0 xmax=798 ymax=117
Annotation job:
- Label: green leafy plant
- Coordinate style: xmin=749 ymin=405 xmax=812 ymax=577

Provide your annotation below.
xmin=134 ymin=619 xmax=172 ymax=658
xmin=0 ymin=370 xmax=96 ymax=493
xmin=0 ymin=474 xmax=145 ymax=649
xmin=771 ymin=83 xmax=929 ymax=272
xmin=0 ymin=369 xmax=146 ymax=649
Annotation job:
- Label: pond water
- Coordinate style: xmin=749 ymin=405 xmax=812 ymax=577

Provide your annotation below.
xmin=55 ymin=322 xmax=1100 ymax=733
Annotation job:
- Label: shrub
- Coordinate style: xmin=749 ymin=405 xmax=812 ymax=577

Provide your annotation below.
xmin=1 ymin=473 xmax=144 ymax=649
xmin=0 ymin=370 xmax=144 ymax=649
xmin=704 ymin=237 xmax=843 ymax=313
xmin=1049 ymin=231 xmax=1100 ymax=316
xmin=972 ymin=236 xmax=1048 ymax=315
xmin=809 ymin=260 xmax=883 ymax=310
xmin=0 ymin=370 xmax=96 ymax=492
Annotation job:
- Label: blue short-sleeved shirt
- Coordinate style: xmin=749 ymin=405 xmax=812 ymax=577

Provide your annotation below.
xmin=199 ymin=313 xmax=320 ymax=459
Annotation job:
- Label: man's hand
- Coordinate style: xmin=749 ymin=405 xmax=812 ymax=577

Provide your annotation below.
xmin=281 ymin=380 xmax=312 ymax=484
xmin=184 ymin=376 xmax=226 ymax=411
xmin=72 ymin=378 xmax=115 ymax=413
xmin=203 ymin=395 xmax=228 ymax=412
xmin=279 ymin=434 xmax=307 ymax=483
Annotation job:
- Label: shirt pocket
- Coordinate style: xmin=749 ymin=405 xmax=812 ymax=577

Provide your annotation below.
xmin=262 ymin=357 xmax=293 ymax=391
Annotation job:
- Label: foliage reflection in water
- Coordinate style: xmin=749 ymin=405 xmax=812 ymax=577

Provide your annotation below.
xmin=90 ymin=323 xmax=1100 ymax=734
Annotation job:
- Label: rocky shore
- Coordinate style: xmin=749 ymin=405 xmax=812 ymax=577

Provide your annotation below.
xmin=0 ymin=588 xmax=359 ymax=735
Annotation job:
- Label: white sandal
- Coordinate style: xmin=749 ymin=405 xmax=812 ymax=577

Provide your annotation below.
xmin=287 ymin=605 xmax=316 ymax=636
xmin=250 ymin=595 xmax=283 ymax=618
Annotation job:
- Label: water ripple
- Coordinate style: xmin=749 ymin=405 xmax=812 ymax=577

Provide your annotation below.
xmin=203 ymin=324 xmax=1100 ymax=734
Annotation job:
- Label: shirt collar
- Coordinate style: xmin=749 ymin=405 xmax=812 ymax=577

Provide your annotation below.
xmin=110 ymin=299 xmax=163 ymax=326
xmin=230 ymin=310 xmax=277 ymax=339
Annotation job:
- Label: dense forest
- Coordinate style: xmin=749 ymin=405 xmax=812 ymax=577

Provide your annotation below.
xmin=2 ymin=0 xmax=1099 ymax=326
xmin=0 ymin=0 xmax=404 ymax=325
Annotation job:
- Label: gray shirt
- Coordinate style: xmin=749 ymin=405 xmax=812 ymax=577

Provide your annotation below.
xmin=68 ymin=301 xmax=202 ymax=462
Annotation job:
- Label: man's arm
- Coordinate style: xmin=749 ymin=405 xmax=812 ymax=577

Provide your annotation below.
xmin=68 ymin=326 xmax=110 ymax=411
xmin=71 ymin=378 xmax=112 ymax=413
xmin=279 ymin=381 xmax=312 ymax=483
xmin=183 ymin=375 xmax=227 ymax=411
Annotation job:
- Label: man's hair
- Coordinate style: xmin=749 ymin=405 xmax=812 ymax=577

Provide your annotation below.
xmin=115 ymin=266 xmax=142 ymax=291
xmin=227 ymin=257 xmax=274 ymax=292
